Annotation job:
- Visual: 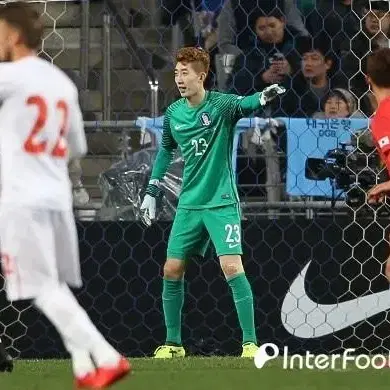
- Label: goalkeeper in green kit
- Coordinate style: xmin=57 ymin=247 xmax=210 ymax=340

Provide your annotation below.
xmin=140 ymin=47 xmax=285 ymax=358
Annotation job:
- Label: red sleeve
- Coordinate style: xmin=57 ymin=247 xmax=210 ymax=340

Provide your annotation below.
xmin=372 ymin=100 xmax=390 ymax=172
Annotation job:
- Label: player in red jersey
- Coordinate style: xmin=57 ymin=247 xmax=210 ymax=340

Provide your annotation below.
xmin=367 ymin=49 xmax=390 ymax=202
xmin=0 ymin=3 xmax=130 ymax=387
xmin=366 ymin=48 xmax=390 ymax=281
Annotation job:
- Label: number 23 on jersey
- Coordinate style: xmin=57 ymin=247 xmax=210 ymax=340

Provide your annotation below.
xmin=24 ymin=95 xmax=69 ymax=158
xmin=191 ymin=137 xmax=208 ymax=156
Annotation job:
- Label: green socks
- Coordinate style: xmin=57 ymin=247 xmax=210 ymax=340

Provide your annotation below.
xmin=162 ymin=278 xmax=184 ymax=345
xmin=227 ymin=273 xmax=257 ymax=344
xmin=162 ymin=274 xmax=256 ymax=346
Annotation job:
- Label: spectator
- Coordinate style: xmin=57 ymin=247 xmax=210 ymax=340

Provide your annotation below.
xmin=340 ymin=0 xmax=390 ymax=117
xmin=305 ymin=0 xmax=361 ymax=54
xmin=195 ymin=0 xmax=225 ymax=51
xmin=217 ymin=0 xmax=308 ymax=56
xmin=312 ymin=88 xmax=365 ymax=118
xmin=227 ymin=6 xmax=301 ymax=116
xmin=160 ymin=0 xmax=202 ymax=50
xmin=282 ymin=34 xmax=344 ymax=117
xmin=195 ymin=1 xmax=225 ymax=89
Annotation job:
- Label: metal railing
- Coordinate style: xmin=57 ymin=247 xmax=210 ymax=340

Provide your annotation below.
xmin=79 ymin=0 xmax=90 ymax=92
xmin=77 ymin=120 xmax=360 ymax=221
xmin=78 ymin=0 xmax=159 ymax=118
xmin=102 ymin=12 xmax=112 ymax=120
xmin=104 ymin=0 xmax=159 ymax=118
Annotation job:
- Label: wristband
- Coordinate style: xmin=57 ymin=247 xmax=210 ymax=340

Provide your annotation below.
xmin=146 ymin=180 xmax=163 ymax=198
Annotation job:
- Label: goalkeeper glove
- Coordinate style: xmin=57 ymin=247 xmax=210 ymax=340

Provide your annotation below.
xmin=259 ymin=84 xmax=286 ymax=106
xmin=140 ymin=179 xmax=163 ymax=226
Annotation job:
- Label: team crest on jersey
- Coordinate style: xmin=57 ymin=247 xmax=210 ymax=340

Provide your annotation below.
xmin=200 ymin=112 xmax=212 ymax=126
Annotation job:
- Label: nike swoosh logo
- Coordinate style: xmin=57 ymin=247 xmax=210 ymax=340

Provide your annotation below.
xmin=228 ymin=243 xmax=239 ymax=248
xmin=281 ymin=261 xmax=390 ymax=338
xmin=175 ymin=124 xmax=186 ymax=130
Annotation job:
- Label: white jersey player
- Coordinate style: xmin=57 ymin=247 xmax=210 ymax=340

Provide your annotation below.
xmin=0 ymin=3 xmax=130 ymax=388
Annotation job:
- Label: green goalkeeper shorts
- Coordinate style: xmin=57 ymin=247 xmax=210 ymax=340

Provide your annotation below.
xmin=166 ymin=203 xmax=243 ymax=260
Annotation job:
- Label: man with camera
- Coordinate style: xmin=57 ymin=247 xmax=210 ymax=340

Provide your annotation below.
xmin=366 ymin=48 xmax=390 ymax=280
xmin=227 ymin=6 xmax=300 ymax=117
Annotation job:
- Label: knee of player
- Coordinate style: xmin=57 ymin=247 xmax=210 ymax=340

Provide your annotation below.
xmin=385 ymin=259 xmax=390 ymax=279
xmin=222 ymin=264 xmax=240 ymax=277
xmin=220 ymin=258 xmax=243 ymax=277
xmin=163 ymin=259 xmax=185 ymax=279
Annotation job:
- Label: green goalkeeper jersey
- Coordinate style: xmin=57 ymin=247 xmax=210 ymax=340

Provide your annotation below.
xmin=150 ymin=90 xmax=263 ymax=209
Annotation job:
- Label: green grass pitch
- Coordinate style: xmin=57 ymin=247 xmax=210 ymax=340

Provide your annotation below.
xmin=1 ymin=357 xmax=390 ymax=390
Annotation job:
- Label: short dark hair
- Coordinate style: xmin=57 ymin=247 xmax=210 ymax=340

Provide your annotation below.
xmin=0 ymin=2 xmax=43 ymax=50
xmin=251 ymin=5 xmax=285 ymax=27
xmin=176 ymin=47 xmax=210 ymax=74
xmin=296 ymin=34 xmax=333 ymax=60
xmin=367 ymin=48 xmax=390 ymax=88
xmin=362 ymin=0 xmax=390 ymax=12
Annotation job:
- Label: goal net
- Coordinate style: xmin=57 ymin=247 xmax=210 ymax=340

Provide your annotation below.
xmin=1 ymin=0 xmax=390 ymax=360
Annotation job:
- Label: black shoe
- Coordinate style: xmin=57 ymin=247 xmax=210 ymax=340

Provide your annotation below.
xmin=0 ymin=343 xmax=13 ymax=373
xmin=0 ymin=354 xmax=13 ymax=373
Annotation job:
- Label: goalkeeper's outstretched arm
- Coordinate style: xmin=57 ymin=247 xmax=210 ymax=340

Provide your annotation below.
xmin=227 ymin=84 xmax=286 ymax=119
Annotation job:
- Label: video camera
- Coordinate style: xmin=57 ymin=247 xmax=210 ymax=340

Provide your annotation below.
xmin=304 ymin=129 xmax=389 ymax=209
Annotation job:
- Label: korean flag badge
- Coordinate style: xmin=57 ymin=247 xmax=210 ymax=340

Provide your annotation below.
xmin=200 ymin=112 xmax=212 ymax=126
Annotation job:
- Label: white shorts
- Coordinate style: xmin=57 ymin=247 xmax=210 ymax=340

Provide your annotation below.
xmin=0 ymin=206 xmax=82 ymax=301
